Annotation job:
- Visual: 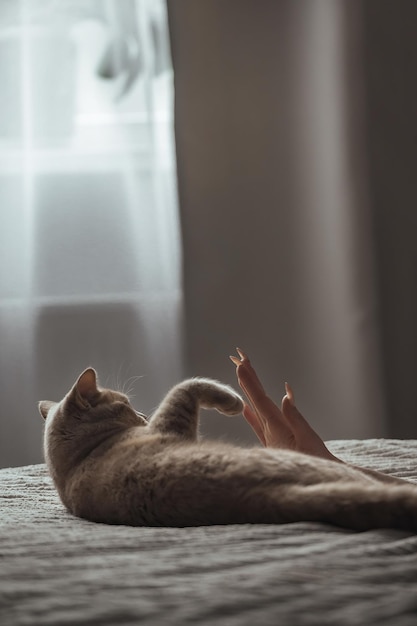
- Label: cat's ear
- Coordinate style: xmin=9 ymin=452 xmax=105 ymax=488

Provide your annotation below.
xmin=69 ymin=368 xmax=99 ymax=409
xmin=38 ymin=400 xmax=56 ymax=420
xmin=77 ymin=368 xmax=99 ymax=400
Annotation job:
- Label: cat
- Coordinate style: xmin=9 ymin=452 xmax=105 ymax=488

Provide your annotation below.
xmin=39 ymin=368 xmax=417 ymax=531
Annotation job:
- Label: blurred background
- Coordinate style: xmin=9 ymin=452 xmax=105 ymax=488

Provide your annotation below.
xmin=1 ymin=0 xmax=417 ymax=468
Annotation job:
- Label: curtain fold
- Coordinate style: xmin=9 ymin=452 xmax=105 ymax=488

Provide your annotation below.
xmin=0 ymin=0 xmax=183 ymax=467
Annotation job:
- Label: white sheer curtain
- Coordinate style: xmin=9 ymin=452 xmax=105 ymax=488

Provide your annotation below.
xmin=0 ymin=0 xmax=183 ymax=468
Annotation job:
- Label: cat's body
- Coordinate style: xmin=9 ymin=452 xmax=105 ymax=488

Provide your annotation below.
xmin=40 ymin=369 xmax=417 ymax=531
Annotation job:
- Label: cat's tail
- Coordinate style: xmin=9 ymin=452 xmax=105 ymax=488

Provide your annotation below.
xmin=147 ymin=377 xmax=243 ymax=439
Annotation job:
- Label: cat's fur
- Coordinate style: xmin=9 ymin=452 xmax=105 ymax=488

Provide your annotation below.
xmin=39 ymin=368 xmax=417 ymax=531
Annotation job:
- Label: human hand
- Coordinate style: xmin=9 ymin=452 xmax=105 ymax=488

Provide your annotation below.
xmin=230 ymin=349 xmax=340 ymax=462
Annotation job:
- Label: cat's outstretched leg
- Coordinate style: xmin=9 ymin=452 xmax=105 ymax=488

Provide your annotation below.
xmin=147 ymin=378 xmax=243 ymax=439
xmin=253 ymin=481 xmax=417 ymax=531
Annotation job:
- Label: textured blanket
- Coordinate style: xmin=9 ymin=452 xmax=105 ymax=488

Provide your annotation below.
xmin=1 ymin=439 xmax=417 ymax=625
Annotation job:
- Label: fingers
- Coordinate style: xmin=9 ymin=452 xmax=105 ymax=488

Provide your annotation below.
xmin=284 ymin=382 xmax=295 ymax=406
xmin=281 ymin=388 xmax=336 ymax=460
xmin=281 ymin=394 xmax=302 ymax=426
xmin=281 ymin=391 xmax=313 ymax=433
xmin=281 ymin=387 xmax=315 ymax=436
xmin=229 ymin=348 xmax=267 ymax=408
xmin=231 ymin=350 xmax=283 ymax=424
xmin=230 ymin=348 xmax=295 ymax=449
xmin=231 ymin=350 xmax=341 ymax=460
xmin=243 ymin=404 xmax=266 ymax=446
xmin=230 ymin=350 xmax=267 ymax=446
xmin=230 ymin=348 xmax=278 ymax=426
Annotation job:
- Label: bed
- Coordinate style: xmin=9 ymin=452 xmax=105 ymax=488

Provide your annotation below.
xmin=1 ymin=439 xmax=417 ymax=625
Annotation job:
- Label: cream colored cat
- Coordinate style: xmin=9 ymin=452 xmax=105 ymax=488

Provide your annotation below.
xmin=39 ymin=368 xmax=417 ymax=531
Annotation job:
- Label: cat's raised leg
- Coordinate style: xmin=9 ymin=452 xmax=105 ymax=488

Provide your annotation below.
xmin=147 ymin=378 xmax=243 ymax=439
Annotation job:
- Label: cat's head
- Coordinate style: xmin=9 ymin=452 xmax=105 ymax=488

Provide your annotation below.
xmin=39 ymin=368 xmax=148 ymax=425
xmin=39 ymin=368 xmax=148 ymax=479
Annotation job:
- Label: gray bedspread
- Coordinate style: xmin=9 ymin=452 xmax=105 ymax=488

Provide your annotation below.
xmin=1 ymin=439 xmax=417 ymax=626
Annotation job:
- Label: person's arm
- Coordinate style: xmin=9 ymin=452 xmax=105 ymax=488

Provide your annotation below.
xmin=230 ymin=349 xmax=405 ymax=485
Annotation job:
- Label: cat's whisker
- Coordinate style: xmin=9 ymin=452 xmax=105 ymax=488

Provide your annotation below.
xmin=121 ymin=375 xmax=144 ymax=396
xmin=116 ymin=362 xmax=127 ymax=394
xmin=104 ymin=374 xmax=111 ymax=389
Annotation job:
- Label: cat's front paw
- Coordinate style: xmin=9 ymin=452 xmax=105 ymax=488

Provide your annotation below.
xmin=221 ymin=393 xmax=244 ymax=416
